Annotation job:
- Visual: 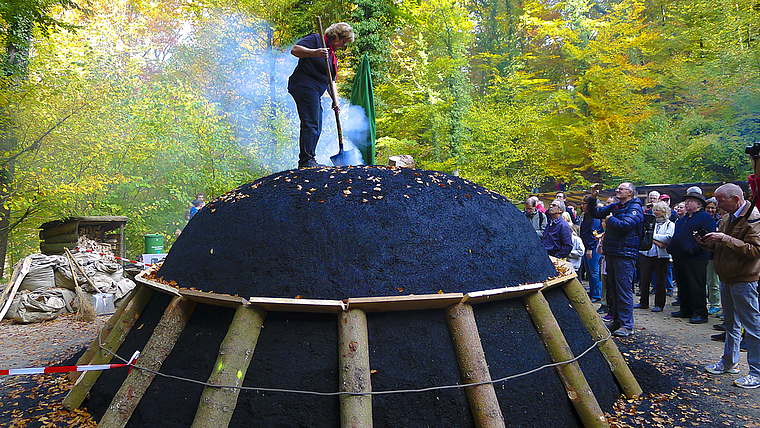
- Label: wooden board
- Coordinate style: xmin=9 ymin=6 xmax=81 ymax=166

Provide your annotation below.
xmin=134 ymin=270 xmax=182 ymax=297
xmin=0 ymin=257 xmax=32 ymax=320
xmin=248 ymin=297 xmax=346 ymax=313
xmin=179 ymin=289 xmax=248 ymax=308
xmin=347 ymin=293 xmax=464 ymax=313
xmin=462 ymin=282 xmax=544 ymax=305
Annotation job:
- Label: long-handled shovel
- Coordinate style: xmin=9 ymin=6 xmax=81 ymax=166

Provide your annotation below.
xmin=316 ymin=16 xmax=360 ymax=166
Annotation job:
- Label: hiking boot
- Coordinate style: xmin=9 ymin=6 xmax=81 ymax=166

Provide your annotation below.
xmin=734 ymin=374 xmax=760 ymax=389
xmin=613 ymin=327 xmax=634 ymax=337
xmin=705 ymin=361 xmax=740 ymax=375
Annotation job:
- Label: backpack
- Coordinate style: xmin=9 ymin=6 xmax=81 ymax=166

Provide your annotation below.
xmin=639 ymin=212 xmax=656 ymax=251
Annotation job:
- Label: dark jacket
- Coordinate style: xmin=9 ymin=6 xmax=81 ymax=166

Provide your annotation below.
xmin=525 ymin=210 xmax=547 ymax=238
xmin=587 ymin=197 xmax=644 ymax=259
xmin=543 ymin=216 xmax=573 ymax=258
xmin=579 ymin=214 xmax=603 ymax=252
xmin=667 ymin=209 xmax=716 ymax=261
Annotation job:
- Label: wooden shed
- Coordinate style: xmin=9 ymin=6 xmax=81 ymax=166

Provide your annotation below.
xmin=39 ymin=216 xmax=128 ymax=261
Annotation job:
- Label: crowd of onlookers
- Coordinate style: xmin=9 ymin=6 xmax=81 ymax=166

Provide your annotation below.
xmin=524 ymin=178 xmax=760 ymax=389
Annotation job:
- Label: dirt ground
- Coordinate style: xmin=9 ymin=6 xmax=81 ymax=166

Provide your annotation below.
xmin=0 ymin=291 xmax=758 ymax=427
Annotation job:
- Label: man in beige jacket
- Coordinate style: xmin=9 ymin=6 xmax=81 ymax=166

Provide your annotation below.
xmin=700 ymin=183 xmax=760 ymax=388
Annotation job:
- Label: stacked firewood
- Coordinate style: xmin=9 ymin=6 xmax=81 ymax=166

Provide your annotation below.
xmin=77 ymin=236 xmax=116 ymax=261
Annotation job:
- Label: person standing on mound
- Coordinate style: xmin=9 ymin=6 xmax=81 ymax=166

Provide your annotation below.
xmin=288 ymin=22 xmax=355 ymax=169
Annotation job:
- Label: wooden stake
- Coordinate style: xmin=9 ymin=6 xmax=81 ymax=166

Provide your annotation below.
xmin=0 ymin=257 xmax=31 ymax=321
xmin=560 ymin=278 xmax=642 ymax=398
xmin=65 ymin=247 xmax=105 ymax=294
xmin=97 ymin=296 xmax=197 ymax=427
xmin=68 ymin=285 xmax=140 ymax=382
xmin=445 ymin=303 xmax=505 ymax=428
xmin=523 ymin=291 xmax=609 ymax=428
xmin=62 ymin=285 xmax=154 ymax=411
xmin=338 ymin=308 xmax=372 ymax=428
xmin=191 ymin=304 xmax=267 ymax=428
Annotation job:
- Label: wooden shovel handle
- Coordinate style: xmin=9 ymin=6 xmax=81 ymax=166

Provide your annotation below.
xmin=316 ymin=16 xmax=343 ymax=149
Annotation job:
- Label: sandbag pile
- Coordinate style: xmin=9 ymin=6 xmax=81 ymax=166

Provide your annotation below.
xmin=2 ymin=252 xmax=136 ymax=323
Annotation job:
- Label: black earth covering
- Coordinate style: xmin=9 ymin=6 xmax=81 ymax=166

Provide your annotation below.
xmin=157 ymin=166 xmax=557 ymax=299
xmin=85 ymin=166 xmax=625 ymax=427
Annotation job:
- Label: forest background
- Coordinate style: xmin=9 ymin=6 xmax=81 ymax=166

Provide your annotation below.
xmin=0 ymin=0 xmax=758 ymax=279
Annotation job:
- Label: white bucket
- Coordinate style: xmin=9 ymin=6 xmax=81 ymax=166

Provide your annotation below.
xmin=93 ymin=293 xmax=115 ymax=315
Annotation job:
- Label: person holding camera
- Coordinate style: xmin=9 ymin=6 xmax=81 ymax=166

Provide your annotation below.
xmin=586 ymin=182 xmax=643 ymax=337
xmin=666 ymin=188 xmax=716 ymax=324
xmin=700 ymin=183 xmax=760 ymax=388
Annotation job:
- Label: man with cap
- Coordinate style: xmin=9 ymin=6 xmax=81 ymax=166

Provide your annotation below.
xmin=666 ymin=187 xmax=716 ymax=324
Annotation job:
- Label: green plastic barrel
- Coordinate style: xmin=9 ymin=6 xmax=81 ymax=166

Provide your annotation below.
xmin=144 ymin=234 xmax=164 ymax=254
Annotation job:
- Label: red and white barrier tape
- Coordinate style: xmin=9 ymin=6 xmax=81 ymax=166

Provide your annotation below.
xmin=0 ymin=351 xmax=140 ymax=376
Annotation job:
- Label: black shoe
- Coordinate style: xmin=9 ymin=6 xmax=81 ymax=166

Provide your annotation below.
xmin=713 ymin=324 xmax=726 ymax=331
xmin=298 ymin=159 xmax=327 ymax=169
xmin=672 ymin=300 xmax=681 ymax=306
xmin=689 ymin=315 xmax=708 ymax=324
xmin=671 ymin=310 xmax=692 ymax=318
xmin=634 ymin=303 xmax=649 ymax=309
xmin=605 ymin=321 xmax=621 ymax=332
xmin=597 ymin=305 xmax=608 ymax=314
xmin=590 ymin=297 xmax=601 ymax=303
xmin=711 ymin=332 xmax=726 ymax=342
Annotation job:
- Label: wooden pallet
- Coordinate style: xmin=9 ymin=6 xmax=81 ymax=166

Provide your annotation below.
xmin=67 ymin=266 xmax=640 ymax=428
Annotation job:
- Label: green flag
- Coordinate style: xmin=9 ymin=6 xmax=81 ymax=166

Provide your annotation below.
xmin=350 ymin=53 xmax=376 ymax=165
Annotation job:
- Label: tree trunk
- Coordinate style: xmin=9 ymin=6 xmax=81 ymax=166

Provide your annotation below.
xmin=62 ymin=285 xmax=155 ymax=411
xmin=191 ymin=304 xmax=267 ymax=428
xmin=445 ymin=303 xmax=505 ymax=428
xmin=0 ymin=16 xmax=33 ymax=279
xmin=98 ymin=296 xmax=197 ymax=427
xmin=522 ymin=291 xmax=609 ymax=428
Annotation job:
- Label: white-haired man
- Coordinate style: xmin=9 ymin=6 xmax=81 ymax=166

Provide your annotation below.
xmin=542 ymin=199 xmax=573 ymax=259
xmin=701 ymin=183 xmax=760 ymax=389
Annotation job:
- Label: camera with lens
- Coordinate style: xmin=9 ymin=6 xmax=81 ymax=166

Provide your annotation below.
xmin=745 ymin=141 xmax=760 ymax=157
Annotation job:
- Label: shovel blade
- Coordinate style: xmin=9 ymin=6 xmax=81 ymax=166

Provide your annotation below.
xmin=330 ymin=147 xmax=362 ymax=166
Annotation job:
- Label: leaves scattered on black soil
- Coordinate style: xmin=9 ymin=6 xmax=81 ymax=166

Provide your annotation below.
xmin=608 ymin=332 xmax=760 ymax=427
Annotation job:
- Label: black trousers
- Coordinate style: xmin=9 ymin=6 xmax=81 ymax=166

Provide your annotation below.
xmin=638 ymin=255 xmax=668 ymax=309
xmin=289 ymin=79 xmax=324 ymax=166
xmin=672 ymin=256 xmax=708 ymax=318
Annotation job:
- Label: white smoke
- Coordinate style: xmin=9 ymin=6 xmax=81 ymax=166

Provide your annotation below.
xmin=194 ymin=13 xmax=371 ymax=171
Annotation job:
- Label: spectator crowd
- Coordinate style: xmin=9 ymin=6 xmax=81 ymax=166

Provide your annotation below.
xmin=524 ymin=173 xmax=760 ymax=389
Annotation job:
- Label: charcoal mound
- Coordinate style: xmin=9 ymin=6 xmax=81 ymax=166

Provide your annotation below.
xmin=159 ymin=166 xmax=555 ymax=299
